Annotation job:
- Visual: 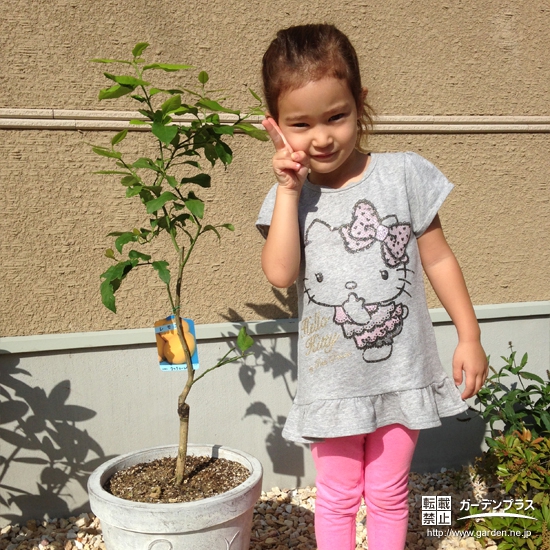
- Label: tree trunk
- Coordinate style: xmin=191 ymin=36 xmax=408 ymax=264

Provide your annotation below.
xmin=175 ymin=400 xmax=190 ymax=485
xmin=174 ymin=313 xmax=194 ymax=485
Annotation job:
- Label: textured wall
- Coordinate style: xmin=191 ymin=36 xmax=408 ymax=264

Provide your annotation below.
xmin=1 ymin=0 xmax=549 ymax=336
xmin=1 ymin=0 xmax=549 ymax=114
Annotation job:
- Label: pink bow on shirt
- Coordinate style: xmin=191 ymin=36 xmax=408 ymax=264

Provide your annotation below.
xmin=340 ymin=201 xmax=411 ymax=266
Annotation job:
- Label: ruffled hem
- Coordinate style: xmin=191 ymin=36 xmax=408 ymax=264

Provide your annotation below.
xmin=282 ymin=377 xmax=468 ymax=443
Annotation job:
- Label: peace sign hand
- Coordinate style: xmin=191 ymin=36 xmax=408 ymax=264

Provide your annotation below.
xmin=262 ymin=117 xmax=309 ymax=192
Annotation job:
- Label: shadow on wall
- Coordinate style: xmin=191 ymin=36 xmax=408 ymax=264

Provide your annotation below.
xmin=224 ymin=287 xmax=299 ymax=322
xmin=0 ymin=353 xmax=116 ymax=523
xmin=226 ymin=288 xmax=308 ymax=488
xmin=412 ymin=411 xmax=487 ymax=473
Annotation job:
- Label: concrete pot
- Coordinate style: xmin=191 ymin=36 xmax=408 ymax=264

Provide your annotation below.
xmin=88 ymin=444 xmax=263 ymax=550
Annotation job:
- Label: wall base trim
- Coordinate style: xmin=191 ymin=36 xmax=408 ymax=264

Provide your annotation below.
xmin=0 ymin=301 xmax=548 ymax=355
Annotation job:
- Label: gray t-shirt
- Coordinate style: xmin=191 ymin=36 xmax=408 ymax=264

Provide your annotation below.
xmin=257 ymin=152 xmax=468 ymax=443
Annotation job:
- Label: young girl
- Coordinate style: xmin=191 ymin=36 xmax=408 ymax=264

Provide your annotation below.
xmin=256 ymin=24 xmax=488 ymax=550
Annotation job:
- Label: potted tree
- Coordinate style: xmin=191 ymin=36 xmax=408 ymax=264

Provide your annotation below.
xmin=86 ymin=42 xmax=266 ymax=550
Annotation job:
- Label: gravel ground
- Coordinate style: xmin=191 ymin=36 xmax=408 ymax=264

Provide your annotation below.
xmin=0 ymin=466 xmax=498 ymax=550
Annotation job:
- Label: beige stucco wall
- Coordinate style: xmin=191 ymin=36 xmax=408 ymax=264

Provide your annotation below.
xmin=1 ymin=0 xmax=549 ymax=337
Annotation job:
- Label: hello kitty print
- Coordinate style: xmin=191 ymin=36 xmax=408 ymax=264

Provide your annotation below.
xmin=304 ymin=200 xmax=412 ymax=363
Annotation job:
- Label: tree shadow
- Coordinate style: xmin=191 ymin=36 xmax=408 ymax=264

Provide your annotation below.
xmin=224 ymin=288 xmax=307 ymax=487
xmin=223 ymin=287 xmax=298 ymax=322
xmin=0 ymin=352 xmax=117 ymax=523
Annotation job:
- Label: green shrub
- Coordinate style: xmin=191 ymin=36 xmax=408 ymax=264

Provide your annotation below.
xmin=475 ymin=344 xmax=550 ymax=439
xmin=459 ymin=346 xmax=550 ymax=549
xmin=459 ymin=493 xmax=550 ymax=550
xmin=488 ymin=427 xmax=550 ymax=496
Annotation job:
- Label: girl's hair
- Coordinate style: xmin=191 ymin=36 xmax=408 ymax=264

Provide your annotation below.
xmin=262 ymin=24 xmax=374 ymax=151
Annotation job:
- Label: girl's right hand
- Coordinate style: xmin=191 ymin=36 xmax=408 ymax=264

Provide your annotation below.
xmin=262 ymin=117 xmax=309 ymax=191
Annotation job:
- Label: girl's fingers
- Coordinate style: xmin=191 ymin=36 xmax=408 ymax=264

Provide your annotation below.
xmin=262 ymin=117 xmax=292 ymax=152
xmin=263 ymin=117 xmax=308 ymax=189
xmin=274 ymin=159 xmax=304 ymax=173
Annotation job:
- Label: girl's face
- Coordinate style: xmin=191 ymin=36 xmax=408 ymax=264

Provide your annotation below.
xmin=276 ymin=77 xmax=362 ymax=187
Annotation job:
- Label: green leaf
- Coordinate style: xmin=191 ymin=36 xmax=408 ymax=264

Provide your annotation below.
xmin=138 ymin=188 xmax=154 ymax=204
xmin=166 ymin=175 xmax=178 ymax=188
xmin=235 ymin=121 xmax=269 ymax=141
xmin=145 ymin=191 xmax=178 ymax=214
xmin=98 ymin=84 xmax=135 ymax=100
xmin=152 ymin=261 xmax=170 ymax=284
xmin=100 ymin=278 xmax=117 ymax=312
xmin=133 ymin=157 xmax=161 ymax=172
xmin=128 ymin=250 xmax=151 ymax=262
xmin=92 ymin=147 xmax=122 ymax=159
xmin=221 ymin=223 xmax=235 ymax=231
xmin=94 ymin=170 xmax=130 ymax=175
xmin=129 ymin=119 xmax=150 ymax=126
xmin=519 ymin=371 xmax=544 ymax=384
xmin=198 ymin=71 xmax=209 ymax=84
xmin=100 ymin=260 xmax=135 ymax=312
xmin=132 ymin=42 xmax=149 ymax=58
xmin=152 ymin=120 xmax=178 ymax=145
xmin=204 ymin=142 xmax=217 ymax=165
xmin=104 ymin=73 xmax=150 ymax=87
xmin=203 ymin=225 xmax=221 ymax=241
xmin=120 ymin=175 xmax=140 ymax=186
xmin=102 ymin=261 xmax=135 ymax=281
xmin=143 ymin=63 xmax=193 ymax=72
xmin=196 ymin=98 xmax=240 ymax=115
xmin=111 ymin=129 xmax=128 ymax=146
xmin=144 ymin=185 xmax=162 ymax=195
xmin=161 ymin=95 xmax=182 ymax=115
xmin=237 ymin=327 xmax=254 ymax=352
xmin=249 ymin=88 xmax=262 ymax=102
xmin=138 ymin=109 xmax=154 ymax=120
xmin=155 ymin=215 xmax=170 ymax=229
xmin=184 ymin=196 xmax=204 ymax=219
xmin=91 ymin=58 xmax=132 ymax=65
xmin=212 ymin=125 xmax=235 ymax=136
xmin=215 ymin=141 xmax=233 ymax=165
xmin=126 ymin=186 xmax=142 ymax=198
xmin=105 ymin=248 xmax=115 ymax=259
xmin=114 ymin=232 xmax=139 ymax=253
xmin=173 ymin=105 xmax=198 ymax=116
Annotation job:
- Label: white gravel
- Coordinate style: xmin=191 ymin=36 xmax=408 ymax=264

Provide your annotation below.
xmin=1 ymin=466 xmax=499 ymax=550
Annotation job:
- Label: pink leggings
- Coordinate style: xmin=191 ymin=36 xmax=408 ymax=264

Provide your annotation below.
xmin=311 ymin=424 xmax=419 ymax=550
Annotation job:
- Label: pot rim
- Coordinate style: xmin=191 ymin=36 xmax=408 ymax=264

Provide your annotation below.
xmin=87 ymin=443 xmax=263 ymax=531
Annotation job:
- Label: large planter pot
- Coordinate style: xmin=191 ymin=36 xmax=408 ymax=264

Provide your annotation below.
xmin=88 ymin=444 xmax=263 ymax=550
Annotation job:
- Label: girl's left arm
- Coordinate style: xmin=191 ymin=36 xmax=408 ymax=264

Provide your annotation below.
xmin=417 ymin=215 xmax=488 ymax=399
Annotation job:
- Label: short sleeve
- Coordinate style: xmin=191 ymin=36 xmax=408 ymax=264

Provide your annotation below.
xmin=404 ymin=152 xmax=454 ymax=237
xmin=255 ymin=183 xmax=278 ymax=239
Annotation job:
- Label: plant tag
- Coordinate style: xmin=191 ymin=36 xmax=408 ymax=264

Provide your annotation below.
xmin=154 ymin=315 xmax=199 ymax=371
